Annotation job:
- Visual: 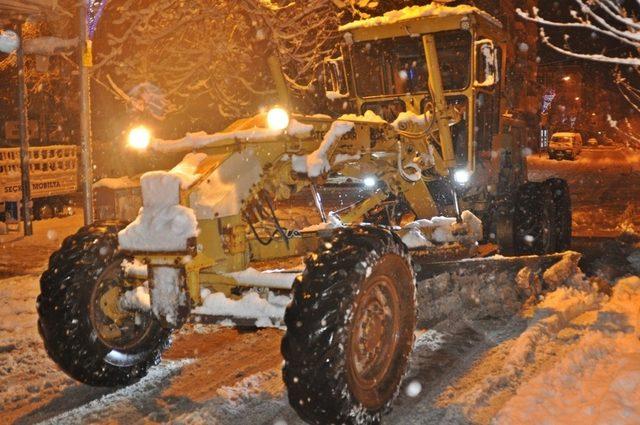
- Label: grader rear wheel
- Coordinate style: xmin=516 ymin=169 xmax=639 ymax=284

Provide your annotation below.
xmin=545 ymin=178 xmax=572 ymax=251
xmin=282 ymin=226 xmax=416 ymax=424
xmin=514 ymin=182 xmax=557 ymax=255
xmin=513 ymin=179 xmax=571 ymax=255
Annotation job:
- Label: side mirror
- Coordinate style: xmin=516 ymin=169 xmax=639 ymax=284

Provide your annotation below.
xmin=474 ymin=39 xmax=499 ymax=88
xmin=323 ymin=56 xmax=350 ymax=100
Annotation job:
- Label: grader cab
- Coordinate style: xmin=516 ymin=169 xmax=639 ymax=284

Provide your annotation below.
xmin=37 ymin=4 xmax=571 ymax=425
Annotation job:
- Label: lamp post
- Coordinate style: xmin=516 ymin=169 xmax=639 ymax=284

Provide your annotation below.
xmin=16 ymin=22 xmax=33 ymax=236
xmin=79 ymin=2 xmax=93 ymax=224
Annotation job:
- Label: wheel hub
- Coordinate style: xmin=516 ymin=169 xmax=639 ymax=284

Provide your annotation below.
xmin=352 ymin=284 xmax=394 ymax=381
xmin=347 ymin=254 xmax=408 ymax=409
xmin=89 ymin=262 xmax=153 ymax=351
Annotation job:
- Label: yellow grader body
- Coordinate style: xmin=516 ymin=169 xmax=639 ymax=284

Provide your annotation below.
xmin=130 ymin=7 xmax=518 ymax=300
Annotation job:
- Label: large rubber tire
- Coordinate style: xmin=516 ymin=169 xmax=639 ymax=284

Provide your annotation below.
xmin=37 ymin=221 xmax=172 ymax=387
xmin=545 ymin=178 xmax=572 ymax=251
xmin=514 ymin=182 xmax=557 ymax=255
xmin=282 ymin=226 xmax=416 ymax=424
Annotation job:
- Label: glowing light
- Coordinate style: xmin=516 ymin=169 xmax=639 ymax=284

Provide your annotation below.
xmin=405 ymin=380 xmax=423 ymax=397
xmin=562 ymin=75 xmax=571 ymax=81
xmin=127 ymin=126 xmax=151 ymax=150
xmin=363 ymin=176 xmax=376 ymax=187
xmin=267 ymin=107 xmax=290 ymax=130
xmin=453 ymin=169 xmax=470 ymax=184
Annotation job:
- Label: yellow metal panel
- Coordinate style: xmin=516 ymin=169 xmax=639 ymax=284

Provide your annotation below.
xmin=400 ymin=179 xmax=439 ymax=219
xmin=423 ymin=34 xmax=456 ymax=169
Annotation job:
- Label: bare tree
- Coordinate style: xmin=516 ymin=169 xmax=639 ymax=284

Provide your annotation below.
xmin=517 ymin=2 xmax=640 ymax=146
xmin=93 ymin=0 xmax=395 ymax=121
xmin=516 ymin=2 xmax=640 ymax=110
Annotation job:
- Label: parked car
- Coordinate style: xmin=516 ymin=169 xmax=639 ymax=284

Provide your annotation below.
xmin=548 ymin=132 xmax=582 ymax=160
xmin=586 ymin=137 xmax=598 ymax=147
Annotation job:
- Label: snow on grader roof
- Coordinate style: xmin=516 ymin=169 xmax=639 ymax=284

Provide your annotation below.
xmin=339 ymin=3 xmax=503 ymax=31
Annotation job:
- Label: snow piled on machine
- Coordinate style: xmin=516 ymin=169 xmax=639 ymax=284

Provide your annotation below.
xmin=149 ymin=115 xmax=313 ymax=153
xmin=339 ymin=3 xmax=502 ymax=31
xmin=402 ymin=227 xmax=434 ymax=248
xmin=220 ymin=267 xmax=299 ymax=289
xmin=118 ymin=171 xmax=198 ymax=251
xmin=292 ymin=120 xmax=354 ymax=177
xmin=391 ymin=110 xmax=432 ymax=130
xmin=402 ymin=210 xmax=483 ymax=248
xmin=292 ymin=110 xmax=435 ymax=178
xmin=189 ymin=149 xmax=263 ymax=219
xmin=194 ymin=288 xmax=291 ymax=328
xmin=170 ymin=152 xmax=208 ymax=188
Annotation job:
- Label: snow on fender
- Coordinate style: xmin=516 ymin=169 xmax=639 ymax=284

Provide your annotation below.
xmin=118 ymin=171 xmax=199 ymax=251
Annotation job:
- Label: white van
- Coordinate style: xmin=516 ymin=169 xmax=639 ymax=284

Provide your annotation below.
xmin=548 ymin=132 xmax=582 ymax=160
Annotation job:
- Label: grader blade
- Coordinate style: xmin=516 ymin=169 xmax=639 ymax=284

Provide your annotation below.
xmin=413 ymin=252 xmax=570 ymax=327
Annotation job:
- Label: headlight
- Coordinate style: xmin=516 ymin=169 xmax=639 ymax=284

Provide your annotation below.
xmin=267 ymin=107 xmax=290 ymax=130
xmin=127 ymin=126 xmax=151 ymax=150
xmin=363 ymin=176 xmax=377 ymax=188
xmin=453 ymin=169 xmax=470 ymax=185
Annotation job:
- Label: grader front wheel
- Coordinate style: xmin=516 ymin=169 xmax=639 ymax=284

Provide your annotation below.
xmin=282 ymin=226 xmax=416 ymax=424
xmin=37 ymin=222 xmax=172 ymax=386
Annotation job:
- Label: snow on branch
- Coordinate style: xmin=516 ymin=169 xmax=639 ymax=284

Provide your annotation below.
xmin=517 ymin=1 xmax=640 ymax=112
xmin=95 ymin=0 xmax=388 ymax=121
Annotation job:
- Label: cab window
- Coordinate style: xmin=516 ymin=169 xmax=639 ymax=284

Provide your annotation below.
xmin=352 ymin=36 xmax=428 ymax=97
xmin=435 ymin=30 xmax=472 ymax=91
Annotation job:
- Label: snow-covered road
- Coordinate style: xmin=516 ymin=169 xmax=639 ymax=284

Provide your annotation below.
xmin=2 ymin=267 xmax=639 ymax=424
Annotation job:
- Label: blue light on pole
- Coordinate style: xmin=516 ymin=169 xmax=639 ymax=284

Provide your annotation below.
xmin=87 ymin=0 xmax=108 ymax=40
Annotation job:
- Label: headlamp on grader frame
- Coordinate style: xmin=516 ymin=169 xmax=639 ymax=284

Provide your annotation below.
xmin=37 ymin=5 xmax=571 ymax=425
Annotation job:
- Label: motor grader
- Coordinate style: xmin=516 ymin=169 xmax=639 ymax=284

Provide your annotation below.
xmin=37 ymin=4 xmax=571 ymax=425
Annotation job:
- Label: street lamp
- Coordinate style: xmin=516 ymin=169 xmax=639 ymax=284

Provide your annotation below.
xmin=562 ymin=75 xmax=571 ymax=82
xmin=266 ymin=107 xmax=290 ymax=130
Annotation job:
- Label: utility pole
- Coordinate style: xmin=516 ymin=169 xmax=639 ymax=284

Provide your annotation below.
xmin=79 ymin=2 xmax=94 ymax=224
xmin=16 ymin=22 xmax=33 ymax=236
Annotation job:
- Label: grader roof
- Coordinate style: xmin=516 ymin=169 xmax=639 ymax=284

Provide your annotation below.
xmin=339 ymin=3 xmax=503 ymax=40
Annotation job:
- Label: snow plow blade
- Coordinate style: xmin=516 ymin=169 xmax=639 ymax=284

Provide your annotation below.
xmin=413 ymin=252 xmax=571 ymax=327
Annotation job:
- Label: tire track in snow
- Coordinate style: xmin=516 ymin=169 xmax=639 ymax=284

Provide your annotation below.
xmin=37 ymin=359 xmax=193 ymax=425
